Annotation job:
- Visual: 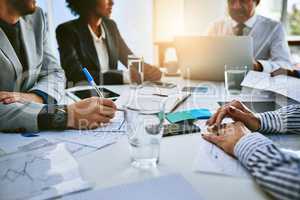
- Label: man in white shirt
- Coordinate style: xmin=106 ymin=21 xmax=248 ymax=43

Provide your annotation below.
xmin=208 ymin=0 xmax=292 ymax=73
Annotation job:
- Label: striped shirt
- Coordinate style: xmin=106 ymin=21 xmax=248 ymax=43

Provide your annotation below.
xmin=234 ymin=104 xmax=300 ymax=200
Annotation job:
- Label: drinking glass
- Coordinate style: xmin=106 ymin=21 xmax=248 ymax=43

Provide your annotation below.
xmin=124 ymin=101 xmax=165 ymax=169
xmin=128 ymin=55 xmax=144 ymax=88
xmin=224 ymin=65 xmax=249 ymax=95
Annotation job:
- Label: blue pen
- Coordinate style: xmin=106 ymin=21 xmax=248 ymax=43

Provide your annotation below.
xmin=82 ymin=67 xmax=105 ymax=98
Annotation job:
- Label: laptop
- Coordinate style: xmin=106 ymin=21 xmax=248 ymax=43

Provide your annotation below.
xmin=175 ymin=36 xmax=253 ymax=81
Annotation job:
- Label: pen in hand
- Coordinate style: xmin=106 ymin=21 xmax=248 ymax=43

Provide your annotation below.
xmin=82 ymin=67 xmax=104 ymax=98
xmin=82 ymin=66 xmax=124 ymax=112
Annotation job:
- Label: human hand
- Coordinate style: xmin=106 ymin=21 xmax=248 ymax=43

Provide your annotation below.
xmin=144 ymin=65 xmax=162 ymax=81
xmin=67 ymin=97 xmax=117 ymax=129
xmin=0 ymin=92 xmax=43 ymax=104
xmin=202 ymin=122 xmax=251 ymax=156
xmin=206 ymin=100 xmax=261 ymax=132
xmin=253 ymin=60 xmax=263 ymax=72
xmin=271 ymin=68 xmax=298 ymax=78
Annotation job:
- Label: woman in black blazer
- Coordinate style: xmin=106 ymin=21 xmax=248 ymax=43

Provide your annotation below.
xmin=56 ymin=0 xmax=162 ymax=86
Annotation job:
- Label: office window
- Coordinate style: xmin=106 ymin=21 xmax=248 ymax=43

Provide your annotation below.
xmin=288 ymin=0 xmax=300 ymax=36
xmin=256 ymin=0 xmax=283 ymax=22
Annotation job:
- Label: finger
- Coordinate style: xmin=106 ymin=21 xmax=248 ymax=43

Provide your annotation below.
xmin=0 ymin=93 xmax=13 ymax=101
xmin=3 ymin=97 xmax=18 ymax=104
xmin=228 ymin=106 xmax=250 ymax=125
xmin=215 ymin=107 xmax=230 ymax=126
xmin=202 ymin=133 xmax=223 ymax=146
xmin=96 ymin=115 xmax=111 ymax=124
xmin=97 ymin=98 xmax=117 ymax=109
xmin=206 ymin=108 xmax=221 ymax=125
xmin=96 ymin=105 xmax=116 ymax=117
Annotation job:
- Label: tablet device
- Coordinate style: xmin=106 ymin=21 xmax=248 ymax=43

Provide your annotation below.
xmin=69 ymin=88 xmax=120 ymax=101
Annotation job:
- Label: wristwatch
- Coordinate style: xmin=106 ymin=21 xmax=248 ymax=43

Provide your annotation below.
xmin=38 ymin=105 xmax=68 ymax=131
xmin=52 ymin=106 xmax=68 ymax=130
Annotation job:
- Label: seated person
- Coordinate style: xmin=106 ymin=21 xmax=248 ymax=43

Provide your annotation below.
xmin=208 ymin=0 xmax=292 ymax=73
xmin=56 ymin=0 xmax=162 ymax=86
xmin=204 ymin=100 xmax=300 ymax=200
xmin=0 ymin=0 xmax=116 ymax=132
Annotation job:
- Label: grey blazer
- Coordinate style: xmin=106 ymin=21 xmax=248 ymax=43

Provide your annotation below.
xmin=0 ymin=8 xmax=66 ymax=132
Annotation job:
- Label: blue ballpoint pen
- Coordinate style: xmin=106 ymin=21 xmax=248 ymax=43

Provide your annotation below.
xmin=82 ymin=66 xmax=125 ymax=112
xmin=82 ymin=67 xmax=105 ymax=98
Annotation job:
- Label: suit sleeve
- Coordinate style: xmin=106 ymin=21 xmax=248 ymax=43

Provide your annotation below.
xmin=56 ymin=24 xmax=86 ymax=84
xmin=0 ymin=102 xmax=44 ymax=132
xmin=110 ymin=20 xmax=133 ymax=67
xmin=29 ymin=9 xmax=66 ymax=102
xmin=258 ymin=24 xmax=293 ymax=73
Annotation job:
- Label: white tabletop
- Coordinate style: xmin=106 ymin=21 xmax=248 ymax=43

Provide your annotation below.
xmin=67 ymin=77 xmax=298 ymax=200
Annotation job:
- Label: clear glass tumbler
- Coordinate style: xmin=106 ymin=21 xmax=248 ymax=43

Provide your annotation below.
xmin=128 ymin=55 xmax=144 ymax=88
xmin=224 ymin=65 xmax=249 ymax=95
xmin=124 ymin=101 xmax=165 ymax=169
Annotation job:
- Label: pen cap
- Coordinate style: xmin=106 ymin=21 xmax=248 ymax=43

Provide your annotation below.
xmin=82 ymin=67 xmax=94 ymax=83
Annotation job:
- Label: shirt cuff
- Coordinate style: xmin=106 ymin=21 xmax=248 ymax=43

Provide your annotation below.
xmin=234 ymin=133 xmax=274 ymax=166
xmin=257 ymin=60 xmax=274 ymax=73
xmin=256 ymin=111 xmax=283 ymax=134
xmin=123 ymin=70 xmax=130 ymax=84
xmin=31 ymin=90 xmax=57 ymax=104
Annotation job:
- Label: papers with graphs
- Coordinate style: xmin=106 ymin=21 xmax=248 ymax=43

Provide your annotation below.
xmin=242 ymin=71 xmax=300 ymax=102
xmin=0 ymin=143 xmax=90 ymax=200
xmin=193 ymin=137 xmax=250 ymax=178
xmin=0 ymin=111 xmax=126 ymax=158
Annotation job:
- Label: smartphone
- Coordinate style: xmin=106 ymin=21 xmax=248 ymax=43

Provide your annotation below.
xmin=163 ymin=123 xmax=201 ymax=137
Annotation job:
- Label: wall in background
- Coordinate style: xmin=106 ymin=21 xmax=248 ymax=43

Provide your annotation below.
xmin=36 ymin=0 xmax=154 ymax=65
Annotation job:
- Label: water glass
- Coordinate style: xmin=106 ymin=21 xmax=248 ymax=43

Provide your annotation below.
xmin=124 ymin=102 xmax=165 ymax=169
xmin=224 ymin=65 xmax=249 ymax=95
xmin=128 ymin=55 xmax=144 ymax=87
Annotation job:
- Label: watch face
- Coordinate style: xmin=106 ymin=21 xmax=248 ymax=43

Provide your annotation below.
xmin=53 ymin=108 xmax=67 ymax=129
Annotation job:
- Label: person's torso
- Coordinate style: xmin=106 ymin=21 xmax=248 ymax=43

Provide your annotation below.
xmin=0 ymin=8 xmax=46 ymax=92
xmin=209 ymin=15 xmax=282 ymax=60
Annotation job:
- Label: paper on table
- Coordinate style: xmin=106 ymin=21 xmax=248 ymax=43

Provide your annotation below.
xmin=241 ymin=71 xmax=300 ymax=102
xmin=193 ymin=137 xmax=250 ymax=178
xmin=61 ymin=174 xmax=203 ymax=200
xmin=0 ymin=143 xmax=91 ymax=200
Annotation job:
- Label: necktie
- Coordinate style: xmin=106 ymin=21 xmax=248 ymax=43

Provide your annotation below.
xmin=234 ymin=23 xmax=246 ymax=36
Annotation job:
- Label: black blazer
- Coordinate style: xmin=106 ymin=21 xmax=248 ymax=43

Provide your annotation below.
xmin=56 ymin=17 xmax=133 ymax=86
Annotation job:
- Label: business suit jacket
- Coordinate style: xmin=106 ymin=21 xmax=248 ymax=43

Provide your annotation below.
xmin=56 ymin=17 xmax=133 ymax=86
xmin=0 ymin=8 xmax=66 ymax=132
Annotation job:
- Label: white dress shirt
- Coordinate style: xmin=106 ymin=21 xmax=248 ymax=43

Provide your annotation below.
xmin=88 ymin=25 xmax=130 ymax=83
xmin=88 ymin=25 xmax=109 ymax=73
xmin=208 ymin=15 xmax=292 ymax=73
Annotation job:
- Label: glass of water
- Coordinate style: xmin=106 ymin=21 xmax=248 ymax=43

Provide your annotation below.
xmin=224 ymin=65 xmax=249 ymax=95
xmin=128 ymin=55 xmax=144 ymax=88
xmin=124 ymin=101 xmax=166 ymax=169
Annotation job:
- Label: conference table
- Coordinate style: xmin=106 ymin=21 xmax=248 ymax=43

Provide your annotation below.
xmin=64 ymin=76 xmax=300 ymax=200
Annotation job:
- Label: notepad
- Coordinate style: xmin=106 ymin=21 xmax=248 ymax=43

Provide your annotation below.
xmin=62 ymin=174 xmax=203 ymax=200
xmin=166 ymin=109 xmax=212 ymax=124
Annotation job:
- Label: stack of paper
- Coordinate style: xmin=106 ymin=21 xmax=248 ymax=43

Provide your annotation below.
xmin=0 ymin=143 xmax=91 ymax=200
xmin=241 ymin=71 xmax=300 ymax=102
